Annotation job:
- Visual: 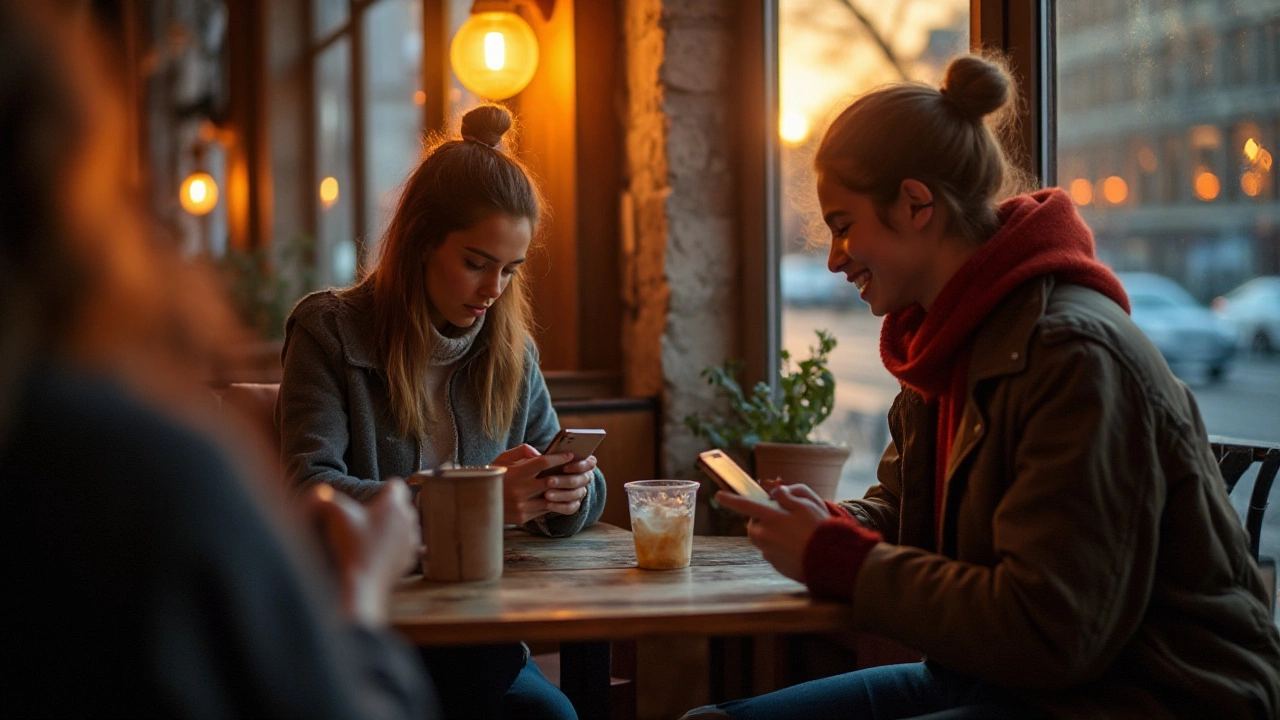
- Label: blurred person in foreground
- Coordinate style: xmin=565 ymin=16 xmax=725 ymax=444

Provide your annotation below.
xmin=689 ymin=53 xmax=1280 ymax=719
xmin=0 ymin=2 xmax=435 ymax=717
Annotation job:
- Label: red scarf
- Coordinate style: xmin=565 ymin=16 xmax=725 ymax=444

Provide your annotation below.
xmin=879 ymin=188 xmax=1130 ymax=536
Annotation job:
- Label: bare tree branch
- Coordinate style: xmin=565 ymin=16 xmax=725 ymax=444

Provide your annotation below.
xmin=835 ymin=0 xmax=910 ymax=81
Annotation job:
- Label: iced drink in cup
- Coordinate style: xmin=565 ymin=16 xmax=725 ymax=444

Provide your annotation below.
xmin=624 ymin=480 xmax=699 ymax=570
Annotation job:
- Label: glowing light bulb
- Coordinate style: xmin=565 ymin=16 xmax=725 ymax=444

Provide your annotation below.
xmin=320 ymin=176 xmax=340 ymax=208
xmin=179 ymin=171 xmax=218 ymax=215
xmin=449 ymin=11 xmax=539 ymax=100
xmin=484 ymin=32 xmax=505 ymax=70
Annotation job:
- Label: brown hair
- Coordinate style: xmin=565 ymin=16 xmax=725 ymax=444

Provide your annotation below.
xmin=347 ymin=104 xmax=544 ymax=440
xmin=0 ymin=1 xmax=244 ymax=436
xmin=814 ymin=54 xmax=1035 ymax=243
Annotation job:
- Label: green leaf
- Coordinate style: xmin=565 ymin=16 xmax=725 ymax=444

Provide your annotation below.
xmin=683 ymin=328 xmax=840 ymax=454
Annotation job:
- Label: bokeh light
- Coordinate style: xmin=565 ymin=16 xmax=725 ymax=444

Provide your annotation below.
xmin=1069 ymin=178 xmax=1093 ymax=205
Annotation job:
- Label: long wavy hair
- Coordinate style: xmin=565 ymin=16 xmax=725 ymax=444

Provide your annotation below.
xmin=345 ymin=105 xmax=544 ymax=440
xmin=0 ymin=1 xmax=244 ymax=440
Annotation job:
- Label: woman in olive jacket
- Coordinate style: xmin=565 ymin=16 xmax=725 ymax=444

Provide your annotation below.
xmin=698 ymin=55 xmax=1280 ymax=719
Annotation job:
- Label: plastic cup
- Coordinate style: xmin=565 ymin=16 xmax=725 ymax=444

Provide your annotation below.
xmin=624 ymin=480 xmax=699 ymax=570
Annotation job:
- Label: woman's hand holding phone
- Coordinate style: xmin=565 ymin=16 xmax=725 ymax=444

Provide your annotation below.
xmin=716 ymin=483 xmax=832 ymax=583
xmin=491 ymin=444 xmax=595 ymax=525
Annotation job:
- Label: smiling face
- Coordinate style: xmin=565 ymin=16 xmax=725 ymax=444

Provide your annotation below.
xmin=424 ymin=213 xmax=532 ymax=330
xmin=819 ymin=170 xmax=942 ymax=313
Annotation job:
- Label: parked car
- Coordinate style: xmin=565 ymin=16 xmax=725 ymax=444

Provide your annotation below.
xmin=1212 ymin=275 xmax=1280 ymax=355
xmin=780 ymin=253 xmax=867 ymax=310
xmin=1118 ymin=272 xmax=1236 ymax=382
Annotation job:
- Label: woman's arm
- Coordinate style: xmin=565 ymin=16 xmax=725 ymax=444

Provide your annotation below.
xmin=155 ymin=455 xmax=433 ymax=720
xmin=515 ymin=349 xmax=607 ymax=538
xmin=278 ymin=319 xmax=384 ymax=501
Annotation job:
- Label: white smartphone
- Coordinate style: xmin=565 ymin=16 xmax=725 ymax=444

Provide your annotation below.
xmin=696 ymin=449 xmax=779 ymax=508
xmin=537 ymin=428 xmax=606 ymax=477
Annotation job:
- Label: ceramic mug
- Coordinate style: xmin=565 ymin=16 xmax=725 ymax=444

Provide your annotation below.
xmin=411 ymin=465 xmax=506 ymax=582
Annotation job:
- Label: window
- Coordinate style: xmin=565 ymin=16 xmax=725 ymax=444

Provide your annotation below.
xmin=1055 ymin=1 xmax=1280 ymax=576
xmin=768 ymin=0 xmax=1279 ymax=516
xmin=777 ymin=0 xmax=970 ymax=499
xmin=308 ymin=0 xmax=424 ymax=286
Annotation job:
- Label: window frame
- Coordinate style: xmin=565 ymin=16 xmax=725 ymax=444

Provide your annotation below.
xmin=753 ymin=1 xmax=1052 ymax=389
xmin=305 ymin=0 xmax=439 ymax=279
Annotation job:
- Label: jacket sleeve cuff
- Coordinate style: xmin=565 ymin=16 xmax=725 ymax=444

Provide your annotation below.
xmin=802 ymin=517 xmax=882 ymax=601
xmin=825 ymin=500 xmax=855 ymax=521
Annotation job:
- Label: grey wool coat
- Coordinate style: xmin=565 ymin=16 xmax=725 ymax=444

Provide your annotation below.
xmin=277 ymin=289 xmax=606 ymax=538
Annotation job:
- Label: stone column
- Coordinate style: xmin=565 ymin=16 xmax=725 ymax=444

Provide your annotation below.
xmin=622 ymin=0 xmax=743 ymax=478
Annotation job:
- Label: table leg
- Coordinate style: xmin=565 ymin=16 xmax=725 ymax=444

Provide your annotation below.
xmin=561 ymin=640 xmax=612 ymax=720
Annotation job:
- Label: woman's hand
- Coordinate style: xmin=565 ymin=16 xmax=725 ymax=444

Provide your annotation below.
xmin=306 ymin=479 xmax=421 ymax=627
xmin=715 ymin=483 xmax=832 ymax=583
xmin=492 ymin=444 xmax=595 ymax=525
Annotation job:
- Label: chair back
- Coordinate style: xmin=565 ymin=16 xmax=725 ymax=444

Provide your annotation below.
xmin=220 ymin=382 xmax=281 ymax=450
xmin=1212 ymin=436 xmax=1280 ymax=563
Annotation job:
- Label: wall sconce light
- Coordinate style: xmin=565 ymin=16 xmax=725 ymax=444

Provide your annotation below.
xmin=180 ymin=170 xmax=219 ymax=216
xmin=319 ymin=176 xmax=340 ymax=210
xmin=450 ymin=1 xmax=553 ymax=101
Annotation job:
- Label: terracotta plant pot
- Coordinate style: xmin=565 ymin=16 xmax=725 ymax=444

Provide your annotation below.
xmin=753 ymin=441 xmax=851 ymax=501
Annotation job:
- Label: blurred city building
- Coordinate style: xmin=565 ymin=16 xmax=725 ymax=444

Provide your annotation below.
xmin=1057 ymin=0 xmax=1280 ymax=301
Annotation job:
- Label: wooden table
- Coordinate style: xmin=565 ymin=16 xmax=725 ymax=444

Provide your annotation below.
xmin=391 ymin=523 xmax=858 ymax=718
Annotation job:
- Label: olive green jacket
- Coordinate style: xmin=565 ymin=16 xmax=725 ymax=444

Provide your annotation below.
xmin=841 ymin=276 xmax=1280 ymax=719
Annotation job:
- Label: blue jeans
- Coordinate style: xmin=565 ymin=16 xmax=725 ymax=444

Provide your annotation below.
xmin=420 ymin=643 xmax=577 ymax=719
xmin=692 ymin=662 xmax=1029 ymax=720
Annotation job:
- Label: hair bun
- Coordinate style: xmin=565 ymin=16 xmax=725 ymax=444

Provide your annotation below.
xmin=460 ymin=104 xmax=512 ymax=148
xmin=940 ymin=55 xmax=1012 ymax=122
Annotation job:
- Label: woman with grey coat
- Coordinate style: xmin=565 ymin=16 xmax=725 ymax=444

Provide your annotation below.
xmin=278 ymin=104 xmax=604 ymax=720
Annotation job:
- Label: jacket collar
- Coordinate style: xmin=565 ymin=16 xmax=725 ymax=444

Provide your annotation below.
xmin=965 ymin=275 xmax=1053 ymax=391
xmin=332 ymin=288 xmax=380 ymax=371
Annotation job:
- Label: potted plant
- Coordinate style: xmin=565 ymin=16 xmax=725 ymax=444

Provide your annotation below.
xmin=684 ymin=329 xmax=850 ymax=501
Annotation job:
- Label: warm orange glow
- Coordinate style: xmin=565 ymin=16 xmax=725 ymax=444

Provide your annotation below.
xmin=1259 ymin=149 xmax=1273 ymax=172
xmin=780 ymin=111 xmax=810 ymax=146
xmin=1138 ymin=147 xmax=1158 ymax=173
xmin=1069 ymin=178 xmax=1093 ymax=205
xmin=1102 ymin=175 xmax=1128 ymax=204
xmin=1194 ymin=167 xmax=1220 ymax=201
xmin=179 ymin=171 xmax=218 ymax=215
xmin=413 ymin=90 xmax=426 ymax=105
xmin=1245 ymin=138 xmax=1260 ymax=162
xmin=1242 ymin=171 xmax=1264 ymax=197
xmin=319 ymin=176 xmax=340 ymax=208
xmin=449 ymin=11 xmax=538 ymax=100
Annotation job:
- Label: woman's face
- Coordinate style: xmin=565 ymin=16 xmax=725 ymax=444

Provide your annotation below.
xmin=817 ymin=172 xmax=937 ymax=316
xmin=424 ymin=212 xmax=532 ymax=330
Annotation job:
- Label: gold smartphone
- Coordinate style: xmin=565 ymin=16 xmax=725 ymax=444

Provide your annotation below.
xmin=696 ymin=449 xmax=779 ymax=508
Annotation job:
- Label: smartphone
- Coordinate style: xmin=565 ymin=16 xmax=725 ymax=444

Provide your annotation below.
xmin=696 ymin=449 xmax=779 ymax=508
xmin=537 ymin=428 xmax=607 ymax=478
